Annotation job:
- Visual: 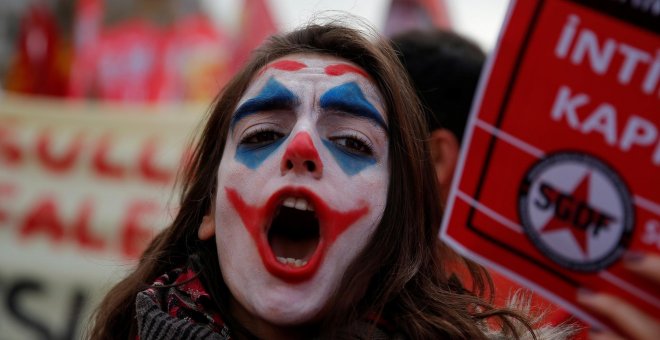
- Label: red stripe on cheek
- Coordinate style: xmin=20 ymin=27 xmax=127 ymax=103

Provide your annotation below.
xmin=324 ymin=64 xmax=369 ymax=78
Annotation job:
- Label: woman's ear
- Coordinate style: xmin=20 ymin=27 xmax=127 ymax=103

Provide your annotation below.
xmin=198 ymin=215 xmax=216 ymax=240
xmin=429 ymin=128 xmax=460 ymax=205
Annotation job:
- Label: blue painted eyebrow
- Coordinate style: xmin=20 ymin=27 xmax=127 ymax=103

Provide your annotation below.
xmin=319 ymin=82 xmax=387 ymax=130
xmin=230 ymin=77 xmax=298 ymax=128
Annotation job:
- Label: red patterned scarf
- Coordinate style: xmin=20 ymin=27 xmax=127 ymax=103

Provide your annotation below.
xmin=136 ymin=267 xmax=230 ymax=339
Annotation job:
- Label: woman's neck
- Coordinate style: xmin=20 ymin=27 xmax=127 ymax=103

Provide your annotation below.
xmin=229 ymin=297 xmax=317 ymax=340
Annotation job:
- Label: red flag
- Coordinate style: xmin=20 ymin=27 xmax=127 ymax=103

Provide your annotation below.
xmin=420 ymin=0 xmax=451 ymax=29
xmin=229 ymin=0 xmax=278 ymax=75
xmin=5 ymin=5 xmax=71 ymax=97
xmin=384 ymin=0 xmax=452 ymax=36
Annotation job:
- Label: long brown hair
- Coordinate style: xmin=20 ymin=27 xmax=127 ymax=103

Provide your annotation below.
xmin=90 ymin=21 xmax=533 ymax=339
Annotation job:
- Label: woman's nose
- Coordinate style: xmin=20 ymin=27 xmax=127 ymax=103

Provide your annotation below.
xmin=280 ymin=132 xmax=323 ymax=179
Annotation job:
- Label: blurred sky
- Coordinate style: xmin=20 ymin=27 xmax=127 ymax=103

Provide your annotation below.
xmin=446 ymin=0 xmax=511 ymax=50
xmin=205 ymin=0 xmax=511 ymax=51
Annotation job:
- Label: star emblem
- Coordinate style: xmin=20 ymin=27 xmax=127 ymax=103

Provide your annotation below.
xmin=539 ymin=172 xmax=614 ymax=257
xmin=519 ymin=152 xmax=632 ymax=271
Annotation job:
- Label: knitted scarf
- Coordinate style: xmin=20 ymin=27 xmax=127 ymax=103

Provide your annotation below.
xmin=134 ymin=266 xmax=578 ymax=340
xmin=135 ymin=267 xmax=230 ymax=340
xmin=135 ymin=267 xmax=397 ymax=339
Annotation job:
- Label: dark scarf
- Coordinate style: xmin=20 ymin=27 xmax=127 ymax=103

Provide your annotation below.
xmin=136 ymin=267 xmax=230 ymax=339
xmin=135 ymin=267 xmax=398 ymax=339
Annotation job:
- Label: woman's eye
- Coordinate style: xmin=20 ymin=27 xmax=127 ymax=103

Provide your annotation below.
xmin=331 ymin=136 xmax=373 ymax=156
xmin=240 ymin=130 xmax=284 ymax=147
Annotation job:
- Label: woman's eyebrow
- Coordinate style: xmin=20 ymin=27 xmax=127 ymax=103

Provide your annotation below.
xmin=319 ymin=82 xmax=387 ymax=129
xmin=231 ymin=77 xmax=299 ymax=128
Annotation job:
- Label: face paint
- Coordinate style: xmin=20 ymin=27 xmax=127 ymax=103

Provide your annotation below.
xmin=280 ymin=132 xmax=323 ymax=177
xmin=321 ymin=139 xmax=376 ymax=176
xmin=226 ymin=187 xmax=368 ymax=283
xmin=267 ymin=59 xmax=307 ymax=72
xmin=317 ymin=82 xmax=387 ymax=176
xmin=319 ymin=82 xmax=387 ymax=129
xmin=213 ymin=53 xmax=389 ymax=325
xmin=232 ymin=78 xmax=298 ymax=169
xmin=324 ymin=63 xmax=369 ymax=78
xmin=231 ymin=77 xmax=298 ymax=129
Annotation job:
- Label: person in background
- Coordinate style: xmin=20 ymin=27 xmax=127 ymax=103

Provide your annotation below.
xmin=392 ymin=28 xmax=660 ymax=340
xmin=88 ymin=21 xmax=575 ymax=339
xmin=391 ymin=29 xmax=482 ymax=207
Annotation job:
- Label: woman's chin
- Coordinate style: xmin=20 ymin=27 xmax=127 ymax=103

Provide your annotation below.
xmin=236 ymin=287 xmax=327 ymax=326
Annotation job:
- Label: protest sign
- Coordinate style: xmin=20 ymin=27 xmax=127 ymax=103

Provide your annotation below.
xmin=0 ymin=94 xmax=202 ymax=339
xmin=441 ymin=0 xmax=660 ymax=329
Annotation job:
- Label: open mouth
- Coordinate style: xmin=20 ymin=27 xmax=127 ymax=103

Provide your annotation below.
xmin=225 ymin=186 xmax=369 ymax=283
xmin=268 ymin=197 xmax=320 ymax=267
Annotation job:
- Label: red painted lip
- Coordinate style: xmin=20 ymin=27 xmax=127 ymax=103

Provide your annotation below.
xmin=226 ymin=186 xmax=368 ymax=283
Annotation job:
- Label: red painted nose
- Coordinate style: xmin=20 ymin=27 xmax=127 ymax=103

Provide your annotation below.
xmin=281 ymin=132 xmax=323 ymax=179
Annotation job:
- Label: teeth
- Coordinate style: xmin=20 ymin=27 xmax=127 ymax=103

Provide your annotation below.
xmin=294 ymin=198 xmax=308 ymax=211
xmin=282 ymin=197 xmax=315 ymax=212
xmin=283 ymin=197 xmax=297 ymax=208
xmin=276 ymin=256 xmax=308 ymax=267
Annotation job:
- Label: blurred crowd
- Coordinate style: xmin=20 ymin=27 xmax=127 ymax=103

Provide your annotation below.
xmin=0 ymin=0 xmax=450 ymax=104
xmin=0 ymin=0 xmax=278 ymax=103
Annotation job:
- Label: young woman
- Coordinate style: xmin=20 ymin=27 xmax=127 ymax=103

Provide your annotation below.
xmin=90 ymin=22 xmax=568 ymax=339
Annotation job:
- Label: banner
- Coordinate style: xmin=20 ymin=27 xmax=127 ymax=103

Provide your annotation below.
xmin=0 ymin=94 xmax=202 ymax=339
xmin=441 ymin=0 xmax=659 ymax=330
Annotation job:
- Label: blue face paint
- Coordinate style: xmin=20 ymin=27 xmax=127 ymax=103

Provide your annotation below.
xmin=319 ymin=82 xmax=385 ymax=176
xmin=232 ymin=77 xmax=297 ymax=169
xmin=236 ymin=137 xmax=287 ymax=169
xmin=322 ymin=139 xmax=376 ymax=176
xmin=319 ymin=82 xmax=387 ymax=130
xmin=230 ymin=77 xmax=298 ymax=129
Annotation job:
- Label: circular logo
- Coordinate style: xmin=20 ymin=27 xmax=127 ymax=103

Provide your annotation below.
xmin=518 ymin=152 xmax=634 ymax=272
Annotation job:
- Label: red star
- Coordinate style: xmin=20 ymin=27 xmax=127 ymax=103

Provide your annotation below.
xmin=540 ymin=172 xmax=592 ymax=256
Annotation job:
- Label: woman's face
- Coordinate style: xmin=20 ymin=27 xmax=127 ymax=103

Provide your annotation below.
xmin=208 ymin=53 xmax=390 ymax=325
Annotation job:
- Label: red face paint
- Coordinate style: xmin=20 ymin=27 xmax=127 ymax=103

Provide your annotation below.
xmin=258 ymin=60 xmax=308 ymax=76
xmin=324 ymin=63 xmax=369 ymax=78
xmin=226 ymin=186 xmax=369 ymax=283
xmin=280 ymin=132 xmax=323 ymax=176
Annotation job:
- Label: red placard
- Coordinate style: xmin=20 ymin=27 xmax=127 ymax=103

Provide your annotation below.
xmin=441 ymin=0 xmax=660 ymax=330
